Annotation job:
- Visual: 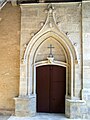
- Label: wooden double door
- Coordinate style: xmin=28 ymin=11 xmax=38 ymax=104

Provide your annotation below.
xmin=36 ymin=65 xmax=66 ymax=113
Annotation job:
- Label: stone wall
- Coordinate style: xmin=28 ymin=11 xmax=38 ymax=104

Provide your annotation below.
xmin=19 ymin=3 xmax=84 ymax=118
xmin=21 ymin=3 xmax=81 ymax=98
xmin=0 ymin=1 xmax=90 ymax=118
xmin=83 ymin=1 xmax=90 ymax=89
xmin=0 ymin=3 xmax=20 ymax=115
xmin=82 ymin=1 xmax=90 ymax=119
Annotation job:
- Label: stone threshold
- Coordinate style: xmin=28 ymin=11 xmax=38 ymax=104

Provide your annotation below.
xmin=7 ymin=113 xmax=86 ymax=120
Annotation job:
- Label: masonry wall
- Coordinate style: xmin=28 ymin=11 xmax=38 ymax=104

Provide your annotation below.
xmin=83 ymin=2 xmax=90 ymax=89
xmin=82 ymin=1 xmax=90 ymax=118
xmin=0 ymin=1 xmax=90 ymax=117
xmin=21 ymin=3 xmax=82 ymax=98
xmin=0 ymin=3 xmax=20 ymax=115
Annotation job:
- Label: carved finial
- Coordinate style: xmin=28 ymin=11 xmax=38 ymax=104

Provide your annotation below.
xmin=48 ymin=4 xmax=55 ymax=12
xmin=47 ymin=4 xmax=55 ymax=17
xmin=42 ymin=4 xmax=59 ymax=32
xmin=46 ymin=4 xmax=56 ymax=28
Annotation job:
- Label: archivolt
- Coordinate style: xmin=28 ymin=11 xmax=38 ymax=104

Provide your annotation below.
xmin=23 ymin=30 xmax=78 ymax=98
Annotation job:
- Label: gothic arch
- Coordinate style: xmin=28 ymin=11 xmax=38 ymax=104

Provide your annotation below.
xmin=24 ymin=31 xmax=77 ymax=64
xmin=22 ymin=29 xmax=78 ymax=99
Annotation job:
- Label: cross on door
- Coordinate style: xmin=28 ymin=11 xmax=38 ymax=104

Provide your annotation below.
xmin=48 ymin=44 xmax=54 ymax=58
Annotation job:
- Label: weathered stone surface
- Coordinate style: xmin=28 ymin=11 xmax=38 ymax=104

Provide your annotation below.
xmin=18 ymin=2 xmax=89 ymax=119
xmin=0 ymin=3 xmax=20 ymax=115
xmin=0 ymin=1 xmax=90 ymax=119
xmin=66 ymin=99 xmax=88 ymax=119
xmin=14 ymin=95 xmax=36 ymax=117
xmin=83 ymin=1 xmax=90 ymax=92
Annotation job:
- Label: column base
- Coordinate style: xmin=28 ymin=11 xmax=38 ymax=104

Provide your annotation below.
xmin=65 ymin=99 xmax=88 ymax=119
xmin=14 ymin=94 xmax=36 ymax=117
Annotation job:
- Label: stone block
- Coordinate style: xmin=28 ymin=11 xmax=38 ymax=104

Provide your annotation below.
xmin=66 ymin=99 xmax=87 ymax=119
xmin=14 ymin=95 xmax=36 ymax=117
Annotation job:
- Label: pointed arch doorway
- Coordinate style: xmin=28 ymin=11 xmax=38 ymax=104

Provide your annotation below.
xmin=36 ymin=65 xmax=66 ymax=113
xmin=14 ymin=4 xmax=80 ymax=118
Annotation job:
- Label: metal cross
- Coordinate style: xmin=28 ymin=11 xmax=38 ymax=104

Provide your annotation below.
xmin=48 ymin=44 xmax=54 ymax=58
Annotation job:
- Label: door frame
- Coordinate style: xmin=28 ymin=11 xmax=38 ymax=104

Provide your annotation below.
xmin=36 ymin=63 xmax=67 ymax=113
xmin=34 ymin=60 xmax=68 ymax=99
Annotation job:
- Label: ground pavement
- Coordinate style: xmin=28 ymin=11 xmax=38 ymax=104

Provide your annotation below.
xmin=0 ymin=116 xmax=10 ymax=120
xmin=7 ymin=113 xmax=87 ymax=120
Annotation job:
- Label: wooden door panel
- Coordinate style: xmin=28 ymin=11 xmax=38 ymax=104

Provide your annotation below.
xmin=50 ymin=66 xmax=66 ymax=113
xmin=36 ymin=65 xmax=50 ymax=112
xmin=52 ymin=66 xmax=66 ymax=82
xmin=36 ymin=65 xmax=66 ymax=113
xmin=51 ymin=83 xmax=65 ymax=102
xmin=50 ymin=83 xmax=65 ymax=113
